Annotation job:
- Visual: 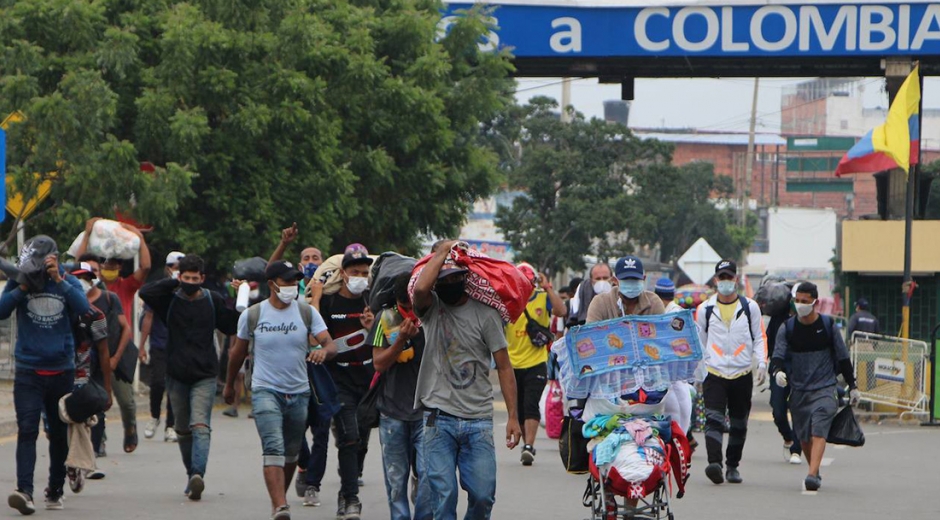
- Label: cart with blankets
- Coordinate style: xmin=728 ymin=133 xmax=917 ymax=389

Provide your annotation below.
xmin=552 ymin=310 xmax=704 ymax=520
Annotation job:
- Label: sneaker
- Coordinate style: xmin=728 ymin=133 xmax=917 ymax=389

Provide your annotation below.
xmin=186 ymin=475 xmax=205 ymax=501
xmin=165 ymin=428 xmax=178 ymax=443
xmin=726 ymin=467 xmax=743 ymax=484
xmin=272 ymin=505 xmax=291 ymax=520
xmin=144 ymin=418 xmax=160 ymax=439
xmin=67 ymin=468 xmax=85 ymax=494
xmin=222 ymin=407 xmax=238 ymax=418
xmin=335 ymin=493 xmax=346 ymax=520
xmin=87 ymin=470 xmax=105 ymax=480
xmin=248 ymin=410 xmax=255 ymax=419
xmin=789 ymin=453 xmax=802 ymax=465
xmin=521 ymin=444 xmax=536 ymax=466
xmin=705 ymin=463 xmax=724 ymax=484
xmin=96 ymin=442 xmax=106 ymax=458
xmin=294 ymin=472 xmax=308 ymax=498
xmin=303 ymin=487 xmax=321 ymax=507
xmin=43 ymin=488 xmax=63 ymax=510
xmin=804 ymin=474 xmax=822 ymax=491
xmin=8 ymin=490 xmax=35 ymax=515
xmin=343 ymin=496 xmax=362 ymax=520
xmin=357 ymin=474 xmax=364 ymax=487
xmin=782 ymin=442 xmax=793 ymax=462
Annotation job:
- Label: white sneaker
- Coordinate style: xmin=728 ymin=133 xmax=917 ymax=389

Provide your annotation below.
xmin=144 ymin=418 xmax=160 ymax=439
xmin=782 ymin=443 xmax=793 ymax=462
xmin=165 ymin=428 xmax=178 ymax=443
xmin=789 ymin=453 xmax=802 ymax=465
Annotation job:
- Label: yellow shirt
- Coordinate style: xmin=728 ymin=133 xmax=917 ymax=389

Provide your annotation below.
xmin=718 ymin=300 xmax=737 ymax=325
xmin=506 ymin=291 xmax=551 ymax=369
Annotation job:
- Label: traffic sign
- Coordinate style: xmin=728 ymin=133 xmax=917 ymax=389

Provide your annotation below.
xmin=677 ymin=238 xmax=722 ymax=285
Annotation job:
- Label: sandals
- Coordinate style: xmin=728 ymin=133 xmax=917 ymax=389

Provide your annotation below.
xmin=124 ymin=428 xmax=138 ymax=453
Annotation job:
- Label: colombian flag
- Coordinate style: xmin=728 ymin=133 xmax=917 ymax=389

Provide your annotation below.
xmin=835 ymin=65 xmax=920 ymax=176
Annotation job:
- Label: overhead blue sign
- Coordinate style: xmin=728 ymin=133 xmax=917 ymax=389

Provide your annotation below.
xmin=0 ymin=128 xmax=5 ymax=224
xmin=441 ymin=2 xmax=940 ymax=58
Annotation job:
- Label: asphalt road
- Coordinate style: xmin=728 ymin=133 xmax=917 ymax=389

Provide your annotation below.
xmin=0 ymin=398 xmax=937 ymax=520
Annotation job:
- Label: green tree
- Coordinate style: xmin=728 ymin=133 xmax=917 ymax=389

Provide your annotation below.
xmin=1 ymin=0 xmax=513 ymax=270
xmin=494 ymin=97 xmax=673 ymax=273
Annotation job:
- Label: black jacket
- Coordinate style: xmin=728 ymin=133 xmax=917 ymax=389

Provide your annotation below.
xmin=139 ymin=279 xmax=238 ymax=384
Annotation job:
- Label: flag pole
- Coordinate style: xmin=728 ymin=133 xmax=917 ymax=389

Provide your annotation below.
xmin=900 ymin=64 xmax=922 ymax=341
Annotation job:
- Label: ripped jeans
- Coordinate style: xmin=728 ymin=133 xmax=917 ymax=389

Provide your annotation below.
xmin=379 ymin=414 xmax=432 ymax=520
xmin=166 ymin=377 xmax=216 ymax=478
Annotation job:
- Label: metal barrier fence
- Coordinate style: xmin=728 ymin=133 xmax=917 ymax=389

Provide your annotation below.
xmin=851 ymin=331 xmax=930 ymax=419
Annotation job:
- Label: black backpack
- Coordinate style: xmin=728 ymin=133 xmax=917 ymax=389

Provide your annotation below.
xmin=703 ymin=295 xmax=756 ymax=342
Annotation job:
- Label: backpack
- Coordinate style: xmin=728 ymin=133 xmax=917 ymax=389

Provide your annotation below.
xmin=244 ymin=300 xmax=315 ymax=392
xmin=703 ymin=295 xmax=756 ymax=342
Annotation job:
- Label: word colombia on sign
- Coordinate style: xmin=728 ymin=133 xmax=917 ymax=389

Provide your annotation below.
xmin=440 ymin=1 xmax=940 ymax=57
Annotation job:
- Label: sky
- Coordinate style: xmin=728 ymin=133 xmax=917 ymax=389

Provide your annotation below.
xmin=514 ymin=76 xmax=940 ymax=134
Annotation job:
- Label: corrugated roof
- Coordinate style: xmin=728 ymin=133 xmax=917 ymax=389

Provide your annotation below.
xmin=635 ymin=132 xmax=787 ymax=146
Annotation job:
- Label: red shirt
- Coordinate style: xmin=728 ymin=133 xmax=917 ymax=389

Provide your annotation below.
xmin=106 ymin=276 xmax=143 ymax=323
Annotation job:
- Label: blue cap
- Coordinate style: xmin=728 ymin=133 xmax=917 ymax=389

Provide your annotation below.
xmin=614 ymin=256 xmax=644 ymax=280
xmin=654 ymin=277 xmax=675 ymax=296
xmin=857 ymin=298 xmax=870 ymax=310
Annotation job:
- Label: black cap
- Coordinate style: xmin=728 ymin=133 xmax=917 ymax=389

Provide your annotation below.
xmin=715 ymin=259 xmax=737 ymax=277
xmin=341 ymin=243 xmax=373 ymax=269
xmin=438 ymin=259 xmax=467 ymax=280
xmin=857 ymin=297 xmax=870 ymax=310
xmin=265 ymin=260 xmax=303 ymax=282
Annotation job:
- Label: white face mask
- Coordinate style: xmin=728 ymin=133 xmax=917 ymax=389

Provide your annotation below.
xmin=795 ymin=301 xmax=816 ymax=318
xmin=249 ymin=289 xmax=260 ymax=300
xmin=79 ymin=279 xmax=94 ymax=294
xmin=593 ymin=280 xmax=612 ymax=295
xmin=347 ymin=276 xmax=369 ymax=296
xmin=275 ymin=285 xmax=298 ymax=304
xmin=171 ymin=271 xmax=179 ymax=280
xmin=717 ymin=280 xmax=737 ymax=296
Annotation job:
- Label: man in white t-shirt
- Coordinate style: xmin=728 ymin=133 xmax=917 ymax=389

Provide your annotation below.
xmin=224 ymin=261 xmax=338 ymax=520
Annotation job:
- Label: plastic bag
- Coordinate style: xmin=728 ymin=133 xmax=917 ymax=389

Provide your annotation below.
xmin=369 ymin=252 xmax=416 ymax=313
xmin=827 ymin=406 xmax=865 ymax=447
xmin=754 ymin=281 xmax=792 ymax=317
xmin=67 ymin=220 xmax=140 ymax=260
xmin=233 ymin=257 xmax=268 ymax=283
xmin=544 ymin=380 xmax=564 ymax=439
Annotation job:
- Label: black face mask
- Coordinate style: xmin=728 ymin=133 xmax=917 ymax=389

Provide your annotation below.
xmin=436 ymin=281 xmax=466 ymax=305
xmin=180 ymin=282 xmax=201 ymax=296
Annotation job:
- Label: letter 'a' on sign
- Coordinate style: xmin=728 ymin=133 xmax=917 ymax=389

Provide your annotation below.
xmin=550 ymin=17 xmax=582 ymax=52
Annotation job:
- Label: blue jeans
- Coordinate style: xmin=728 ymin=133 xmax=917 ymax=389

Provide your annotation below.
xmin=769 ymin=376 xmax=801 ymax=455
xmin=167 ymin=377 xmax=215 ymax=478
xmin=421 ymin=412 xmax=496 ymax=520
xmin=252 ymin=389 xmax=310 ymax=467
xmin=380 ymin=414 xmax=432 ymax=520
xmin=14 ymin=369 xmax=74 ymax=496
xmin=298 ymin=421 xmax=330 ymax=488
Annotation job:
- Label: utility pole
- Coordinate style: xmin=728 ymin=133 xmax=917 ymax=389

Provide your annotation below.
xmin=561 ymin=78 xmax=572 ymax=123
xmin=742 ymin=78 xmax=760 ymax=228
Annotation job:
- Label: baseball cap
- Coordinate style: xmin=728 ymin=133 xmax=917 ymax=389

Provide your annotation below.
xmin=715 ymin=259 xmax=737 ymax=277
xmin=438 ymin=259 xmax=468 ymax=280
xmin=265 ymin=260 xmax=303 ymax=282
xmin=654 ymin=277 xmax=675 ymax=297
xmin=166 ymin=251 xmax=185 ymax=266
xmin=857 ymin=297 xmax=870 ymax=310
xmin=341 ymin=243 xmax=373 ymax=269
xmin=614 ymin=256 xmax=644 ymax=280
xmin=70 ymin=262 xmax=95 ymax=277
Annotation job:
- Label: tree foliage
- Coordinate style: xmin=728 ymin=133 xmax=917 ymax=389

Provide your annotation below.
xmin=495 ymin=97 xmax=756 ymax=274
xmin=1 ymin=0 xmax=514 ymax=269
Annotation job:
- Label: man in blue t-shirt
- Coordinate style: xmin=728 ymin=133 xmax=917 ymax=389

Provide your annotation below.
xmin=0 ymin=236 xmax=90 ymax=515
xmin=224 ymin=260 xmax=339 ymax=520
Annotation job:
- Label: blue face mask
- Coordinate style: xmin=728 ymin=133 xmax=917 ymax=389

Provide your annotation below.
xmin=303 ymin=263 xmax=318 ymax=279
xmin=619 ymin=279 xmax=644 ymax=299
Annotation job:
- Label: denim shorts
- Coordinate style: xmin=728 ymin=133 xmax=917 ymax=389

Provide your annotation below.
xmin=252 ymin=388 xmax=310 ymax=467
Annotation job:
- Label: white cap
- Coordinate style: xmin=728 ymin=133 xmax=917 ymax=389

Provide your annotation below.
xmin=165 ymin=251 xmax=185 ymax=266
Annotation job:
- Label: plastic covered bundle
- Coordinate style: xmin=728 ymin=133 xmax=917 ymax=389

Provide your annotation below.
xmin=408 ymin=244 xmax=533 ymax=323
xmin=754 ymin=281 xmax=792 ymax=316
xmin=232 ymin=257 xmax=268 ymax=282
xmin=67 ymin=219 xmax=140 ymax=260
xmin=369 ymin=253 xmax=416 ymax=313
